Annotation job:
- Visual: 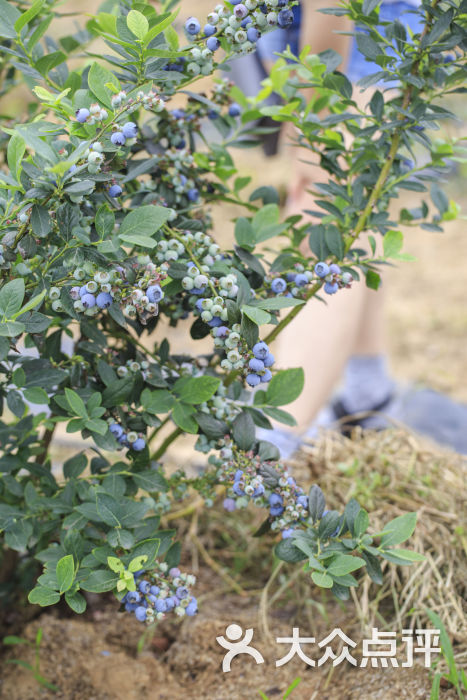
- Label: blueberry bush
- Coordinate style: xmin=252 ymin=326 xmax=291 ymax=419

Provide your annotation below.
xmin=0 ymin=0 xmax=466 ymax=626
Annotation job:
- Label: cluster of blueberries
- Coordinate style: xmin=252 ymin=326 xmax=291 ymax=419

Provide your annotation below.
xmin=108 ymin=422 xmax=146 ymax=452
xmin=220 ymin=453 xmax=309 ymax=538
xmin=67 ymin=262 xmax=166 ymax=323
xmin=184 ymin=0 xmax=296 ymax=58
xmin=269 ymin=263 xmax=353 ymax=299
xmin=314 ymin=261 xmax=353 ymax=295
xmin=123 ymin=564 xmax=197 ymax=623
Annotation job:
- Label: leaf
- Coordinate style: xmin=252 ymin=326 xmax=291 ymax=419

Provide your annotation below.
xmin=0 ymin=320 xmax=25 ymax=337
xmin=88 ymin=62 xmax=119 ymax=109
xmin=362 ymin=0 xmax=381 ymax=14
xmin=356 ymin=33 xmax=381 ymax=60
xmin=275 ymin=538 xmax=307 ymax=563
xmin=56 ymin=555 xmax=75 ymax=593
xmin=14 ymin=0 xmax=45 ymax=33
xmin=5 ymin=520 xmax=32 ymax=550
xmin=126 ymin=9 xmax=148 ymax=39
xmin=325 ymin=227 xmax=344 ymax=259
xmin=31 ymin=204 xmax=52 ymax=237
xmin=28 ymin=586 xmax=60 ymax=607
xmin=380 ymin=512 xmax=417 ymax=548
xmin=64 ymin=591 xmax=86 ymax=614
xmin=132 ymin=470 xmax=169 ymax=493
xmin=0 ymin=0 xmax=21 ymax=38
xmin=383 ymin=230 xmax=403 ymax=258
xmin=353 ymin=508 xmax=369 ymax=537
xmin=65 ymin=388 xmax=87 ymax=418
xmin=128 ymin=555 xmax=148 ymax=573
xmin=96 ymin=493 xmax=122 ymax=527
xmin=262 ymin=406 xmax=297 ymax=427
xmin=80 ymin=569 xmax=119 ymax=593
xmin=308 ymin=485 xmax=326 ymax=523
xmin=172 ymin=402 xmax=198 ymax=433
xmin=0 ymin=279 xmax=25 ymax=318
xmin=118 ymin=205 xmax=171 ymax=240
xmin=141 ymin=388 xmax=175 ymax=414
xmin=311 ymin=571 xmax=334 ymax=588
xmin=95 ymin=204 xmax=115 ymax=238
xmin=7 ymin=132 xmax=25 ymax=182
xmin=361 ymin=551 xmax=383 ymax=585
xmin=23 ymin=387 xmax=49 ymax=404
xmin=15 ymin=289 xmax=46 ymax=317
xmin=365 ymin=269 xmax=381 ymax=290
xmin=234 ymin=217 xmax=254 ymax=248
xmin=265 ymin=368 xmax=304 ymax=406
xmin=255 ymin=297 xmax=304 ymax=311
xmin=107 ymin=556 xmax=124 ymax=573
xmin=174 ymin=376 xmax=220 ymax=404
xmin=327 ymin=554 xmax=365 ymax=576
xmin=232 ymin=411 xmax=256 ymax=451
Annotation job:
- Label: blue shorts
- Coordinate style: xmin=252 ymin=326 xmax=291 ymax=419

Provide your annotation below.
xmin=257 ymin=1 xmax=423 ymax=83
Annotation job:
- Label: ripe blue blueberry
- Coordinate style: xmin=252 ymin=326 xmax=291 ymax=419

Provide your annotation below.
xmin=206 ymin=36 xmax=220 ymax=51
xmin=252 ymin=341 xmax=269 ymax=360
xmin=281 ymin=528 xmax=295 ymax=539
xmin=297 ymin=495 xmax=308 ymax=509
xmin=329 ymin=263 xmax=341 ymax=274
xmin=324 ymin=282 xmax=338 ymax=295
xmin=76 ymin=108 xmax=90 ymax=123
xmin=263 ymin=352 xmax=274 ymax=368
xmin=185 ymin=16 xmax=201 ymax=34
xmin=96 ymin=292 xmax=113 ymax=308
xmin=155 ymin=598 xmax=167 ymax=613
xmin=185 ymin=599 xmax=198 ymax=616
xmin=122 ymin=121 xmax=137 ymax=138
xmin=234 ymin=3 xmax=248 ymax=19
xmin=187 ymin=188 xmax=199 ymax=202
xmin=228 ymin=103 xmax=242 ymax=118
xmin=132 ymin=437 xmax=146 ymax=451
xmin=108 ymin=184 xmax=123 ymax=198
xmin=294 ymin=273 xmax=308 ymax=287
xmin=169 ymin=567 xmax=180 ymax=578
xmin=134 ymin=606 xmax=147 ymax=622
xmin=278 ymin=8 xmax=294 ymax=27
xmin=314 ymin=261 xmax=330 ymax=278
xmin=146 ymin=284 xmax=164 ymax=303
xmin=109 ymin=423 xmax=123 ymax=439
xmin=223 ymin=497 xmax=236 ymax=512
xmin=271 ymin=277 xmax=287 ymax=294
xmin=246 ymin=373 xmax=261 ymax=387
xmin=139 ymin=580 xmax=151 ymax=594
xmin=260 ymin=368 xmax=272 ymax=383
xmin=126 ymin=590 xmax=141 ymax=604
xmin=269 ymin=493 xmax=284 ymax=516
xmin=81 ymin=293 xmax=96 ymax=309
xmin=176 ymin=586 xmax=189 ymax=599
xmin=150 ymin=585 xmax=160 ymax=596
xmin=204 ymin=23 xmax=216 ymax=36
xmin=249 ymin=358 xmax=264 ymax=372
xmin=111 ymin=132 xmax=126 ymax=146
xmin=247 ymin=26 xmax=259 ymax=42
xmin=125 ymin=602 xmax=137 ymax=612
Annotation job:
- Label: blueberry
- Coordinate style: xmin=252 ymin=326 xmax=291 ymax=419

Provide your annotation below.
xmin=109 ymin=423 xmax=123 ymax=439
xmin=208 ymin=316 xmax=223 ymax=327
xmin=281 ymin=528 xmax=295 ymax=539
xmin=134 ymin=606 xmax=147 ymax=622
xmin=271 ymin=277 xmax=287 ymax=294
xmin=126 ymin=591 xmax=141 ymax=604
xmin=155 ymin=599 xmax=167 ymax=613
xmin=234 ymin=4 xmax=248 ymax=19
xmin=185 ymin=599 xmax=198 ymax=616
xmin=150 ymin=585 xmax=160 ymax=596
xmin=223 ymin=497 xmax=236 ymax=512
xmin=252 ymin=341 xmax=268 ymax=360
xmin=121 ymin=121 xmax=137 ymax=139
xmin=249 ymin=358 xmax=264 ymax=372
xmin=253 ymin=484 xmax=264 ymax=497
xmin=269 ymin=493 xmax=284 ymax=516
xmin=176 ymin=586 xmax=189 ymax=599
xmin=146 ymin=284 xmax=164 ymax=303
xmin=111 ymin=132 xmax=126 ymax=146
xmin=132 ymin=437 xmax=146 ymax=451
xmin=204 ymin=23 xmax=216 ymax=36
xmin=139 ymin=580 xmax=151 ymax=594
xmin=329 ymin=263 xmax=341 ymax=274
xmin=215 ymin=326 xmax=229 ymax=337
xmin=314 ymin=261 xmax=330 ymax=278
xmin=96 ymin=292 xmax=113 ymax=308
xmin=247 ymin=26 xmax=259 ymax=42
xmin=206 ymin=36 xmax=220 ymax=51
xmin=278 ymin=8 xmax=294 ymax=27
xmin=79 ymin=285 xmax=89 ymax=298
xmin=185 ymin=16 xmax=201 ymax=35
xmin=165 ymin=596 xmax=176 ymax=610
xmin=76 ymin=108 xmax=90 ymax=123
xmin=234 ymin=469 xmax=243 ymax=481
xmin=169 ymin=567 xmax=180 ymax=578
xmin=233 ymin=481 xmax=245 ymax=496
xmin=260 ymin=368 xmax=272 ymax=383
xmin=263 ymin=352 xmax=275 ymax=368
xmin=297 ymin=495 xmax=308 ymax=509
xmin=324 ymin=281 xmax=338 ymax=295
xmin=228 ymin=103 xmax=242 ymax=118
xmin=187 ymin=188 xmax=199 ymax=202
xmin=294 ymin=273 xmax=308 ymax=287
xmin=68 ymin=164 xmax=78 ymax=175
xmin=246 ymin=373 xmax=261 ymax=387
xmin=81 ymin=293 xmax=96 ymax=308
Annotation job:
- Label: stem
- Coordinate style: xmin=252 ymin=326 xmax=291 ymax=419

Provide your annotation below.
xmin=147 ymin=415 xmax=170 ymax=445
xmin=151 ymin=426 xmax=182 ymax=461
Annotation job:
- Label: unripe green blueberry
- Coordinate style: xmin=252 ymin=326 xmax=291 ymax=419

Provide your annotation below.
xmin=51 ymin=299 xmax=63 ymax=312
xmin=194 ymin=274 xmax=208 ymax=287
xmin=229 ymin=15 xmax=241 ymax=29
xmin=220 ymin=308 xmax=228 ymax=320
xmin=182 ymin=276 xmax=194 ymax=290
xmin=130 ymin=361 xmax=140 ymax=372
xmin=227 ymin=350 xmax=241 ymax=362
xmin=73 ymin=267 xmax=86 ymax=280
xmin=127 ymin=431 xmax=138 ymax=443
xmin=187 ymin=62 xmax=201 ymax=75
xmin=125 ymin=304 xmax=137 ymax=318
xmin=201 ymin=310 xmax=213 ymax=322
xmin=221 ymin=359 xmax=233 ymax=370
xmin=211 ymin=304 xmax=223 ymax=316
xmin=49 ymin=286 xmax=61 ymax=300
xmin=165 ymin=250 xmax=178 ymax=261
xmin=117 ymin=365 xmax=128 ymax=377
xmin=19 ymin=212 xmax=28 ymax=223
xmin=201 ymin=63 xmax=213 ymax=75
xmin=235 ymin=29 xmax=247 ymax=43
xmin=190 ymin=47 xmax=202 ymax=60
xmin=74 ymin=299 xmax=85 ymax=312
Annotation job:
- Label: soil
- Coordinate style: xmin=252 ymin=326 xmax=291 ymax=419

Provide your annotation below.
xmin=0 ymin=580 xmax=458 ymax=700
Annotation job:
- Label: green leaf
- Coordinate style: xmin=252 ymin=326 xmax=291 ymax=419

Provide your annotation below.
xmin=65 ymin=388 xmax=88 ymax=418
xmin=232 ymin=411 xmax=256 ymax=451
xmin=15 ymin=289 xmax=46 ymax=317
xmin=356 ymin=33 xmax=381 ymax=60
xmin=354 ymin=508 xmax=369 ymax=538
xmin=380 ymin=512 xmax=417 ymax=548
xmin=80 ymin=569 xmax=119 ymax=593
xmin=141 ymin=388 xmax=175 ymax=414
xmin=262 ymin=406 xmax=297 ymax=427
xmin=265 ymin=368 xmax=304 ymax=406
xmin=128 ymin=555 xmax=148 ymax=573
xmin=64 ymin=591 xmax=86 ymax=614
xmin=0 ymin=320 xmax=25 ymax=337
xmin=118 ymin=205 xmax=171 ymax=241
xmin=174 ymin=376 xmax=220 ymax=404
xmin=172 ymin=402 xmax=198 ymax=433
xmin=107 ymin=556 xmax=124 ymax=573
xmin=95 ymin=204 xmax=115 ymax=238
xmin=308 ymin=484 xmax=326 ymax=523
xmin=5 ymin=520 xmax=32 ymax=550
xmin=383 ymin=230 xmax=403 ymax=258
xmin=325 ymin=227 xmax=344 ymax=259
xmin=7 ymin=132 xmax=25 ymax=182
xmin=23 ymin=387 xmax=49 ymax=404
xmin=88 ymin=62 xmax=119 ymax=109
xmin=28 ymin=586 xmax=60 ymax=607
xmin=132 ymin=470 xmax=169 ymax=493
xmin=381 ymin=548 xmax=425 ymax=562
xmin=0 ymin=0 xmax=21 ymax=38
xmin=0 ymin=279 xmax=25 ymax=318
xmin=127 ymin=9 xmax=148 ymax=39
xmin=242 ymin=305 xmax=271 ymax=325
xmin=254 ymin=297 xmax=305 ymax=311
xmin=56 ymin=554 xmax=75 ymax=593
xmin=365 ymin=269 xmax=381 ymax=290
xmin=235 ymin=218 xmax=254 ymax=248
xmin=142 ymin=8 xmax=179 ymax=47
xmin=311 ymin=571 xmax=334 ymax=588
xmin=327 ymin=554 xmax=365 ymax=576
xmin=96 ymin=493 xmax=122 ymax=527
xmin=14 ymin=0 xmax=45 ymax=33
xmin=119 ymin=234 xmax=157 ymax=249
xmin=275 ymin=538 xmax=307 ymax=563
